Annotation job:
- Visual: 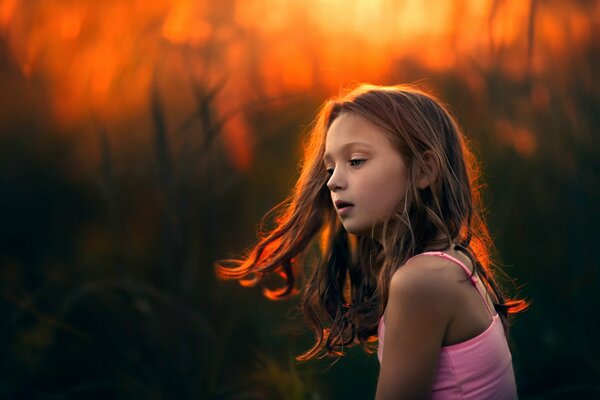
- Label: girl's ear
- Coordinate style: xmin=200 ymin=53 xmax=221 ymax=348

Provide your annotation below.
xmin=416 ymin=151 xmax=438 ymax=190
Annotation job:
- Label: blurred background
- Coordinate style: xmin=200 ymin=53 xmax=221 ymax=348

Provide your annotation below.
xmin=0 ymin=0 xmax=598 ymax=398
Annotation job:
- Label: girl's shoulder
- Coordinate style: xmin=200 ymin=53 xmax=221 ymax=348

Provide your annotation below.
xmin=388 ymin=253 xmax=466 ymax=312
xmin=397 ymin=251 xmax=474 ymax=282
xmin=392 ymin=252 xmax=467 ymax=286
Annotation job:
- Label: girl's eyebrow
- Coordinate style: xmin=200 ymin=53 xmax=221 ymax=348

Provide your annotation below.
xmin=322 ymin=141 xmax=373 ymax=162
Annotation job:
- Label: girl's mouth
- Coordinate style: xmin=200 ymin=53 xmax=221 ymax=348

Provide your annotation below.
xmin=335 ymin=201 xmax=354 ymax=216
xmin=338 ymin=205 xmax=353 ymax=217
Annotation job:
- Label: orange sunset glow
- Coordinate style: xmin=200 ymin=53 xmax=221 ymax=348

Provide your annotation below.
xmin=0 ymin=0 xmax=596 ymax=167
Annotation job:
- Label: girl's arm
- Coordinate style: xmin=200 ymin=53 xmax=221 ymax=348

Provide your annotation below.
xmin=375 ymin=262 xmax=453 ymax=400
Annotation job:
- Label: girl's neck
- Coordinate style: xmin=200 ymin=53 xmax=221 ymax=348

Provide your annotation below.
xmin=422 ymin=234 xmax=454 ymax=252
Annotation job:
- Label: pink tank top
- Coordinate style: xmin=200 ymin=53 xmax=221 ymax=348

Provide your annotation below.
xmin=377 ymin=251 xmax=518 ymax=399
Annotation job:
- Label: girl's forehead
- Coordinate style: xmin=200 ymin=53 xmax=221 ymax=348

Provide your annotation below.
xmin=322 ymin=140 xmax=374 ymax=162
xmin=324 ymin=113 xmax=392 ymax=155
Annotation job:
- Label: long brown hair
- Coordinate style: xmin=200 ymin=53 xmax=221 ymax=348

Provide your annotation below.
xmin=216 ymin=84 xmax=527 ymax=361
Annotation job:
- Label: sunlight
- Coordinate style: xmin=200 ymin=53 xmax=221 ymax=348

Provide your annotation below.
xmin=0 ymin=0 xmax=594 ymax=167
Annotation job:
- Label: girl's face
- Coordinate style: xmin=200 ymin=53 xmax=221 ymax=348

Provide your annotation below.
xmin=323 ymin=112 xmax=409 ymax=237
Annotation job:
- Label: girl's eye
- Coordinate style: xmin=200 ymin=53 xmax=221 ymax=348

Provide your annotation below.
xmin=349 ymin=159 xmax=365 ymax=167
xmin=325 ymin=167 xmax=334 ymax=176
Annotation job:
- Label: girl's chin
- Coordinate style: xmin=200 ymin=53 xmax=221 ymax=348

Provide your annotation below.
xmin=342 ymin=222 xmax=386 ymax=240
xmin=342 ymin=223 xmax=377 ymax=237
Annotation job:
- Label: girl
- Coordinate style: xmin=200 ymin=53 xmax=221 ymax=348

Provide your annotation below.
xmin=216 ymin=84 xmax=527 ymax=399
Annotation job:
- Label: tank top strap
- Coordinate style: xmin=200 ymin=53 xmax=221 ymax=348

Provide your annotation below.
xmin=407 ymin=251 xmax=495 ymax=318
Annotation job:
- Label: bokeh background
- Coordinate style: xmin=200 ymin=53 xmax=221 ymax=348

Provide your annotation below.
xmin=1 ymin=0 xmax=598 ymax=398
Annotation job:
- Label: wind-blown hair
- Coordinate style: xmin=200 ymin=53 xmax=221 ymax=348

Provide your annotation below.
xmin=216 ymin=84 xmax=527 ymax=361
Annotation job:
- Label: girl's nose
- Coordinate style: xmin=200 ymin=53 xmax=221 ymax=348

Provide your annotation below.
xmin=327 ymin=169 xmax=346 ymax=191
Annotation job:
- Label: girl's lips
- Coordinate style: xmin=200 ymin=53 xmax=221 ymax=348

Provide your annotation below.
xmin=337 ymin=205 xmax=353 ymax=217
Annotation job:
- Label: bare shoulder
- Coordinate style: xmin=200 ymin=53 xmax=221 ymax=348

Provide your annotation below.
xmin=389 ymin=254 xmax=458 ymax=304
xmin=376 ymin=254 xmax=456 ymax=398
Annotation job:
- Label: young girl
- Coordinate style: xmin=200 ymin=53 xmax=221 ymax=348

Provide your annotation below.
xmin=216 ymin=84 xmax=527 ymax=399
